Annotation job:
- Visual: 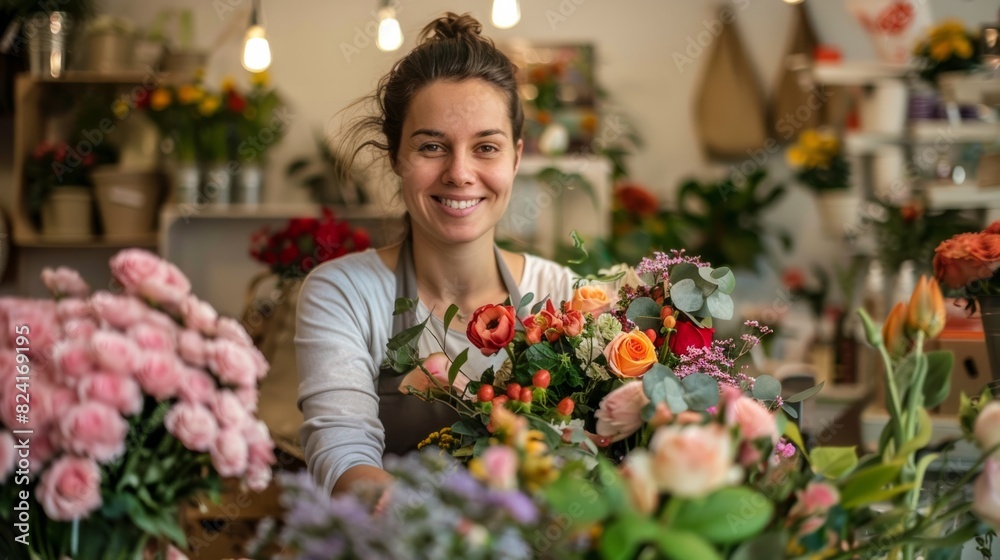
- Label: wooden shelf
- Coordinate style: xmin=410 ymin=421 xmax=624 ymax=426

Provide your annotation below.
xmin=812 ymin=61 xmax=911 ymax=86
xmin=926 ymin=184 xmax=1000 ymax=210
xmin=937 ymin=71 xmax=1000 ymax=106
xmin=844 ymin=121 xmax=1000 ymax=153
xmin=21 ymin=70 xmax=156 ymax=85
xmin=159 ymin=202 xmax=404 ymax=222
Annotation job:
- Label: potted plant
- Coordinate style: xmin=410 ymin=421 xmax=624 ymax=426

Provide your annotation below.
xmin=139 ymin=80 xmax=204 ymax=204
xmin=83 ymin=15 xmax=135 ymax=73
xmin=787 ymin=128 xmax=855 ymax=238
xmin=286 ymin=131 xmax=369 ymax=206
xmin=24 ymin=140 xmax=111 ymax=241
xmin=229 ymin=71 xmax=287 ymax=204
xmin=912 ymin=19 xmax=981 ymax=84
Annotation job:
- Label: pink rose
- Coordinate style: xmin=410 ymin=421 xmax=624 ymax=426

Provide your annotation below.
xmin=973 ymin=458 xmax=1000 ymax=531
xmin=480 ymin=445 xmax=518 ymax=490
xmin=789 ymin=481 xmax=840 ymax=519
xmin=178 ymin=367 xmax=217 ymax=405
xmin=562 ymin=309 xmax=585 ymax=338
xmin=56 ymin=298 xmax=92 ymax=321
xmin=0 ymin=300 xmax=59 ymax=358
xmin=0 ymin=431 xmax=15 ymax=481
xmin=167 ymin=545 xmax=190 ymax=560
xmin=648 ymin=423 xmax=735 ymax=498
xmin=110 ymin=249 xmax=164 ymax=291
xmin=0 ymin=379 xmax=60 ymax=431
xmin=78 ymin=373 xmax=143 ymax=416
xmin=37 ymin=455 xmax=103 ymax=520
xmin=27 ymin=432 xmax=56 ymax=475
xmin=59 ymin=402 xmax=128 ymax=463
xmin=91 ymin=330 xmax=141 ymax=376
xmin=181 ymin=295 xmax=218 ymax=335
xmin=207 ymin=339 xmax=258 ymax=387
xmin=620 ymin=449 xmax=659 ymax=515
xmin=0 ymin=351 xmax=14 ymax=389
xmin=244 ymin=419 xmax=276 ymax=466
xmin=249 ymin=346 xmax=269 ymax=380
xmin=144 ymin=308 xmax=180 ymax=332
xmin=235 ymin=385 xmax=259 ymax=413
xmin=127 ymin=322 xmax=176 ymax=353
xmin=136 ymin=352 xmax=182 ymax=401
xmin=595 ymin=381 xmax=651 ymax=442
xmin=211 ymin=429 xmax=249 ymax=477
xmin=975 ymin=401 xmax=1000 ymax=459
xmin=177 ymin=330 xmax=208 ymax=367
xmin=62 ymin=318 xmax=98 ymax=341
xmin=90 ymin=292 xmax=147 ymax=330
xmin=244 ymin=461 xmax=272 ymax=492
xmin=398 ymin=352 xmax=469 ymax=395
xmin=53 ymin=340 xmax=95 ymax=386
xmin=728 ymin=395 xmax=779 ymax=443
xmin=137 ymin=262 xmax=191 ymax=311
xmin=216 ymin=317 xmax=253 ymax=347
xmin=165 ymin=402 xmax=219 ymax=452
xmin=211 ymin=390 xmax=249 ymax=429
xmin=41 ymin=267 xmax=90 ymax=298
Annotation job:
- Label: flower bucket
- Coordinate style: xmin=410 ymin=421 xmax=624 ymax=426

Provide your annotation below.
xmin=816 ymin=190 xmax=860 ymax=238
xmin=980 ymin=296 xmax=1000 ymax=382
xmin=91 ymin=168 xmax=163 ymax=239
xmin=40 ymin=186 xmax=94 ymax=240
xmin=24 ymin=11 xmax=74 ymax=79
xmin=85 ymin=31 xmax=134 ymax=73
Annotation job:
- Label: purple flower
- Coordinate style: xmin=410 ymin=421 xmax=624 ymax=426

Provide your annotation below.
xmin=488 ymin=490 xmax=538 ymax=524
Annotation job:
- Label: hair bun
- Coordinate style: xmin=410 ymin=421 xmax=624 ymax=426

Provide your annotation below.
xmin=419 ymin=12 xmax=485 ymax=44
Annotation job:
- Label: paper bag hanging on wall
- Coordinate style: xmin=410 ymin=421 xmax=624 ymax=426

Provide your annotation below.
xmin=695 ymin=13 xmax=768 ymax=161
xmin=770 ymin=4 xmax=825 ymax=142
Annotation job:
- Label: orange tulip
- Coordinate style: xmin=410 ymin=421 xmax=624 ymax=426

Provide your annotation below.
xmin=906 ymin=275 xmax=946 ymax=339
xmin=882 ymin=302 xmax=909 ymax=355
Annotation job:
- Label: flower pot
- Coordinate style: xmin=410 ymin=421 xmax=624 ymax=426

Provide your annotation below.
xmin=24 ymin=11 xmax=74 ymax=79
xmin=816 ymin=190 xmax=860 ymax=238
xmin=202 ymin=164 xmax=232 ymax=206
xmin=161 ymin=49 xmax=208 ymax=84
xmin=132 ymin=39 xmax=165 ymax=71
xmin=980 ymin=296 xmax=1000 ymax=382
xmin=40 ymin=186 xmax=94 ymax=241
xmin=85 ymin=31 xmax=134 ymax=73
xmin=169 ymin=162 xmax=200 ymax=205
xmin=235 ymin=164 xmax=263 ymax=205
xmin=91 ymin=168 xmax=163 ymax=240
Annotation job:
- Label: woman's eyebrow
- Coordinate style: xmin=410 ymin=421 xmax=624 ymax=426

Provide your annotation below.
xmin=409 ymin=128 xmax=509 ymax=138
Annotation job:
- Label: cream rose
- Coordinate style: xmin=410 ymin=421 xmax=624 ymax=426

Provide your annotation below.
xmin=648 ymin=423 xmax=735 ymax=498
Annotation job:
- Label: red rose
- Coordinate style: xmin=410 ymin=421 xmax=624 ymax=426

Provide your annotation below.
xmin=227 ymin=91 xmax=247 ymax=113
xmin=668 ymin=319 xmax=715 ymax=357
xmin=352 ymin=229 xmax=370 ymax=251
xmin=278 ymin=244 xmax=299 ymax=266
xmin=615 ymin=183 xmax=658 ymax=217
xmin=466 ymin=304 xmax=517 ymax=357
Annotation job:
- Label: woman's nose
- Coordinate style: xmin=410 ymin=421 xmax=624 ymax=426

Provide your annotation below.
xmin=442 ymin=152 xmax=475 ymax=186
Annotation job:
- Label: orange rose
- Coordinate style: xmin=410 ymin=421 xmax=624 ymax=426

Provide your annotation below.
xmin=562 ymin=309 xmax=585 ymax=337
xmin=986 ymin=220 xmax=1000 ymax=235
xmin=466 ymin=304 xmax=517 ymax=356
xmin=569 ymin=285 xmax=611 ymax=315
xmin=933 ymin=233 xmax=1000 ymax=290
xmin=604 ymin=330 xmax=657 ymax=378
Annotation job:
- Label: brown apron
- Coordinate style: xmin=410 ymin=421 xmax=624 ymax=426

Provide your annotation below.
xmin=376 ymin=238 xmax=522 ymax=456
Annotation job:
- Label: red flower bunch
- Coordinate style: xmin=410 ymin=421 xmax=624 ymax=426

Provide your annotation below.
xmin=249 ymin=208 xmax=370 ymax=280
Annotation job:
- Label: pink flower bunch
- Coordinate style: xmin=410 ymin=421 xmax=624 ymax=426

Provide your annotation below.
xmin=0 ymin=249 xmax=276 ymax=528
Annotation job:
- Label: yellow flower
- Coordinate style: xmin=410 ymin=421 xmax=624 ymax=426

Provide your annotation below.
xmin=111 ymin=98 xmax=129 ymax=119
xmin=221 ymin=76 xmax=236 ymax=93
xmin=799 ymin=129 xmax=822 ymax=152
xmin=467 ymin=457 xmax=487 ymax=480
xmin=177 ymin=85 xmax=203 ymax=105
xmin=787 ymin=146 xmax=806 ymax=167
xmin=199 ymin=95 xmax=221 ymax=116
xmin=952 ymin=37 xmax=973 ymax=59
xmin=250 ymin=70 xmax=270 ymax=87
xmin=818 ymin=135 xmax=839 ymax=155
xmin=150 ymin=89 xmax=171 ymax=110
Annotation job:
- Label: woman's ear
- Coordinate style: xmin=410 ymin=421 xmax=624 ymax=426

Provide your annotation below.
xmin=513 ymin=139 xmax=524 ymax=174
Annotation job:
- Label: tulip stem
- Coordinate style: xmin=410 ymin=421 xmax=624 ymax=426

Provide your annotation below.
xmin=878 ymin=342 xmax=906 ymax=456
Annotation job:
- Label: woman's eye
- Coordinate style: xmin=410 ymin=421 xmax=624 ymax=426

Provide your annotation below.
xmin=477 ymin=145 xmax=499 ymax=153
xmin=419 ymin=144 xmax=443 ymax=152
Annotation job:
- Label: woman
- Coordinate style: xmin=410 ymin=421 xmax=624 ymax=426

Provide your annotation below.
xmin=295 ymin=12 xmax=577 ymax=496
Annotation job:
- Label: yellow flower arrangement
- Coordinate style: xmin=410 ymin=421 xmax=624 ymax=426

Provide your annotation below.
xmin=787 ymin=128 xmax=851 ymax=192
xmin=176 ymin=84 xmax=203 ymax=105
xmin=150 ymin=88 xmax=171 ymax=111
xmin=198 ymin=95 xmax=220 ymax=116
xmin=913 ymin=18 xmax=980 ymax=82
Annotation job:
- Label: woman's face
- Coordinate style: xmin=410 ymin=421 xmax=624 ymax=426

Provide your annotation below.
xmin=394 ymin=79 xmax=523 ymax=246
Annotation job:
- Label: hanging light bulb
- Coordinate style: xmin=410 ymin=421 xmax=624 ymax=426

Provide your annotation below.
xmin=783 ymin=0 xmax=805 ymax=4
xmin=242 ymin=0 xmax=271 ymax=72
xmin=492 ymin=0 xmax=521 ymax=29
xmin=377 ymin=7 xmax=403 ymax=52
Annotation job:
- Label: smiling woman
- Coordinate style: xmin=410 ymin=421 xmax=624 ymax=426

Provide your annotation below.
xmin=294 ymin=12 xmax=577 ymax=498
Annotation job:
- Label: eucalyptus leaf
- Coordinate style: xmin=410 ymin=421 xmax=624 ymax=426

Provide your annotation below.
xmin=517 ymin=292 xmax=535 ymax=316
xmin=643 ymin=364 xmax=687 ymax=412
xmin=638 ymin=271 xmax=658 ymax=285
xmin=680 ymin=373 xmax=720 ymax=411
xmin=669 ymin=262 xmax=700 ymax=284
xmin=705 ymin=291 xmax=734 ymax=320
xmin=785 ymin=381 xmax=825 ymax=403
xmin=752 ymin=375 xmax=782 ymax=402
xmin=711 ymin=267 xmax=736 ymax=295
xmin=626 ymin=297 xmax=663 ymax=331
xmin=671 ymin=278 xmax=704 ymax=313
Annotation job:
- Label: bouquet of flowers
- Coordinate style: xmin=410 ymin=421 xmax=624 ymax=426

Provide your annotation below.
xmin=932 ymin=220 xmax=1000 ymax=298
xmin=786 ymin=129 xmax=851 ymax=193
xmin=230 ymin=71 xmax=286 ymax=164
xmin=249 ymin=208 xmax=371 ymax=283
xmin=0 ymin=250 xmax=276 ymax=559
xmin=912 ymin=19 xmax=981 ymax=83
xmin=134 ymin=78 xmax=212 ymax=163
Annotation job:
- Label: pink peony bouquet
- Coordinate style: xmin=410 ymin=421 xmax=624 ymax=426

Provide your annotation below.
xmin=0 ymin=249 xmax=276 ymax=560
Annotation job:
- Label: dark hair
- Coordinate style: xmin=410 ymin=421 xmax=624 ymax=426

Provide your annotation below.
xmin=347 ymin=12 xmax=524 ymax=168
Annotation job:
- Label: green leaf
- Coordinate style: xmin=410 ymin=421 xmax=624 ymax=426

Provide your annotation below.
xmin=894 ymin=408 xmax=932 ymax=459
xmin=711 ymin=267 xmax=736 ymax=295
xmin=670 ymin=278 xmax=704 ymax=313
xmin=913 ymin=519 xmax=980 ymax=548
xmin=393 ymin=297 xmax=418 ymax=316
xmin=809 ymin=446 xmax=858 ymax=479
xmin=781 ymin=403 xmax=798 ymax=419
xmin=655 ymin=530 xmax=723 ymax=560
xmin=567 ymin=230 xmax=589 ymax=264
xmin=450 ymin=420 xmax=482 ymax=437
xmin=729 ymin=532 xmax=789 ymax=560
xmin=783 ymin=418 xmax=806 ymax=453
xmin=516 ymin=292 xmax=535 ymax=316
xmin=626 ymin=297 xmax=663 ymax=331
xmin=680 ymin=373 xmax=720 ymax=411
xmin=705 ymin=292 xmax=734 ymax=320
xmin=785 ymin=381 xmax=825 ymax=403
xmin=922 ymin=350 xmax=954 ymax=409
xmin=839 ymin=463 xmax=903 ymax=509
xmin=448 ymin=348 xmax=469 ymax=387
xmin=643 ymin=364 xmax=687 ymax=413
xmin=600 ymin=516 xmax=659 ymax=560
xmin=669 ymin=262 xmax=701 ymax=284
xmin=443 ymin=304 xmax=460 ymax=333
xmin=525 ymin=343 xmax=560 ymax=373
xmin=671 ymin=488 xmax=774 ymax=544
xmin=530 ymin=299 xmax=546 ymax=315
xmin=386 ymin=318 xmax=427 ymax=351
xmin=751 ymin=375 xmax=782 ymax=402
xmin=542 ymin=477 xmax=609 ymax=527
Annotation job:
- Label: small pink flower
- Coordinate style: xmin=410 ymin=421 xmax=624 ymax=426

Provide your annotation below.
xmin=178 ymin=367 xmax=217 ymax=405
xmin=181 ymin=295 xmax=218 ymax=335
xmin=37 ymin=456 xmax=103 ymax=521
xmin=398 ymin=353 xmax=467 ymax=396
xmin=58 ymin=402 xmax=128 ymax=463
xmin=0 ymin=431 xmax=15 ymax=481
xmin=56 ymin=298 xmax=92 ymax=321
xmin=207 ymin=339 xmax=259 ymax=387
xmin=211 ymin=390 xmax=249 ymax=429
xmin=127 ymin=322 xmax=176 ymax=353
xmin=211 ymin=429 xmax=249 ymax=477
xmin=244 ymin=461 xmax=272 ymax=492
xmin=244 ymin=419 xmax=276 ymax=466
xmin=78 ymin=373 xmax=143 ymax=416
xmin=53 ymin=340 xmax=95 ymax=386
xmin=788 ymin=481 xmax=840 ymax=536
xmin=90 ymin=292 xmax=148 ymax=330
xmin=216 ymin=317 xmax=253 ymax=347
xmin=235 ymin=385 xmax=259 ymax=413
xmin=177 ymin=330 xmax=208 ymax=367
xmin=62 ymin=318 xmax=99 ymax=341
xmin=136 ymin=352 xmax=182 ymax=401
xmin=649 ymin=423 xmax=735 ymax=498
xmin=594 ymin=381 xmax=650 ymax=442
xmin=481 ymin=445 xmax=518 ymax=490
xmin=110 ymin=249 xmax=165 ymax=291
xmin=728 ymin=395 xmax=779 ymax=443
xmin=620 ymin=449 xmax=659 ymax=515
xmin=137 ymin=262 xmax=191 ymax=311
xmin=90 ymin=330 xmax=141 ymax=376
xmin=165 ymin=402 xmax=219 ymax=452
xmin=41 ymin=267 xmax=90 ymax=298
xmin=166 ymin=545 xmax=190 ymax=560
xmin=974 ymin=458 xmax=1000 ymax=531
xmin=0 ymin=300 xmax=59 ymax=358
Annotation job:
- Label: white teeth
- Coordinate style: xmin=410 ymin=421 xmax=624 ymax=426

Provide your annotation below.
xmin=437 ymin=197 xmax=481 ymax=210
